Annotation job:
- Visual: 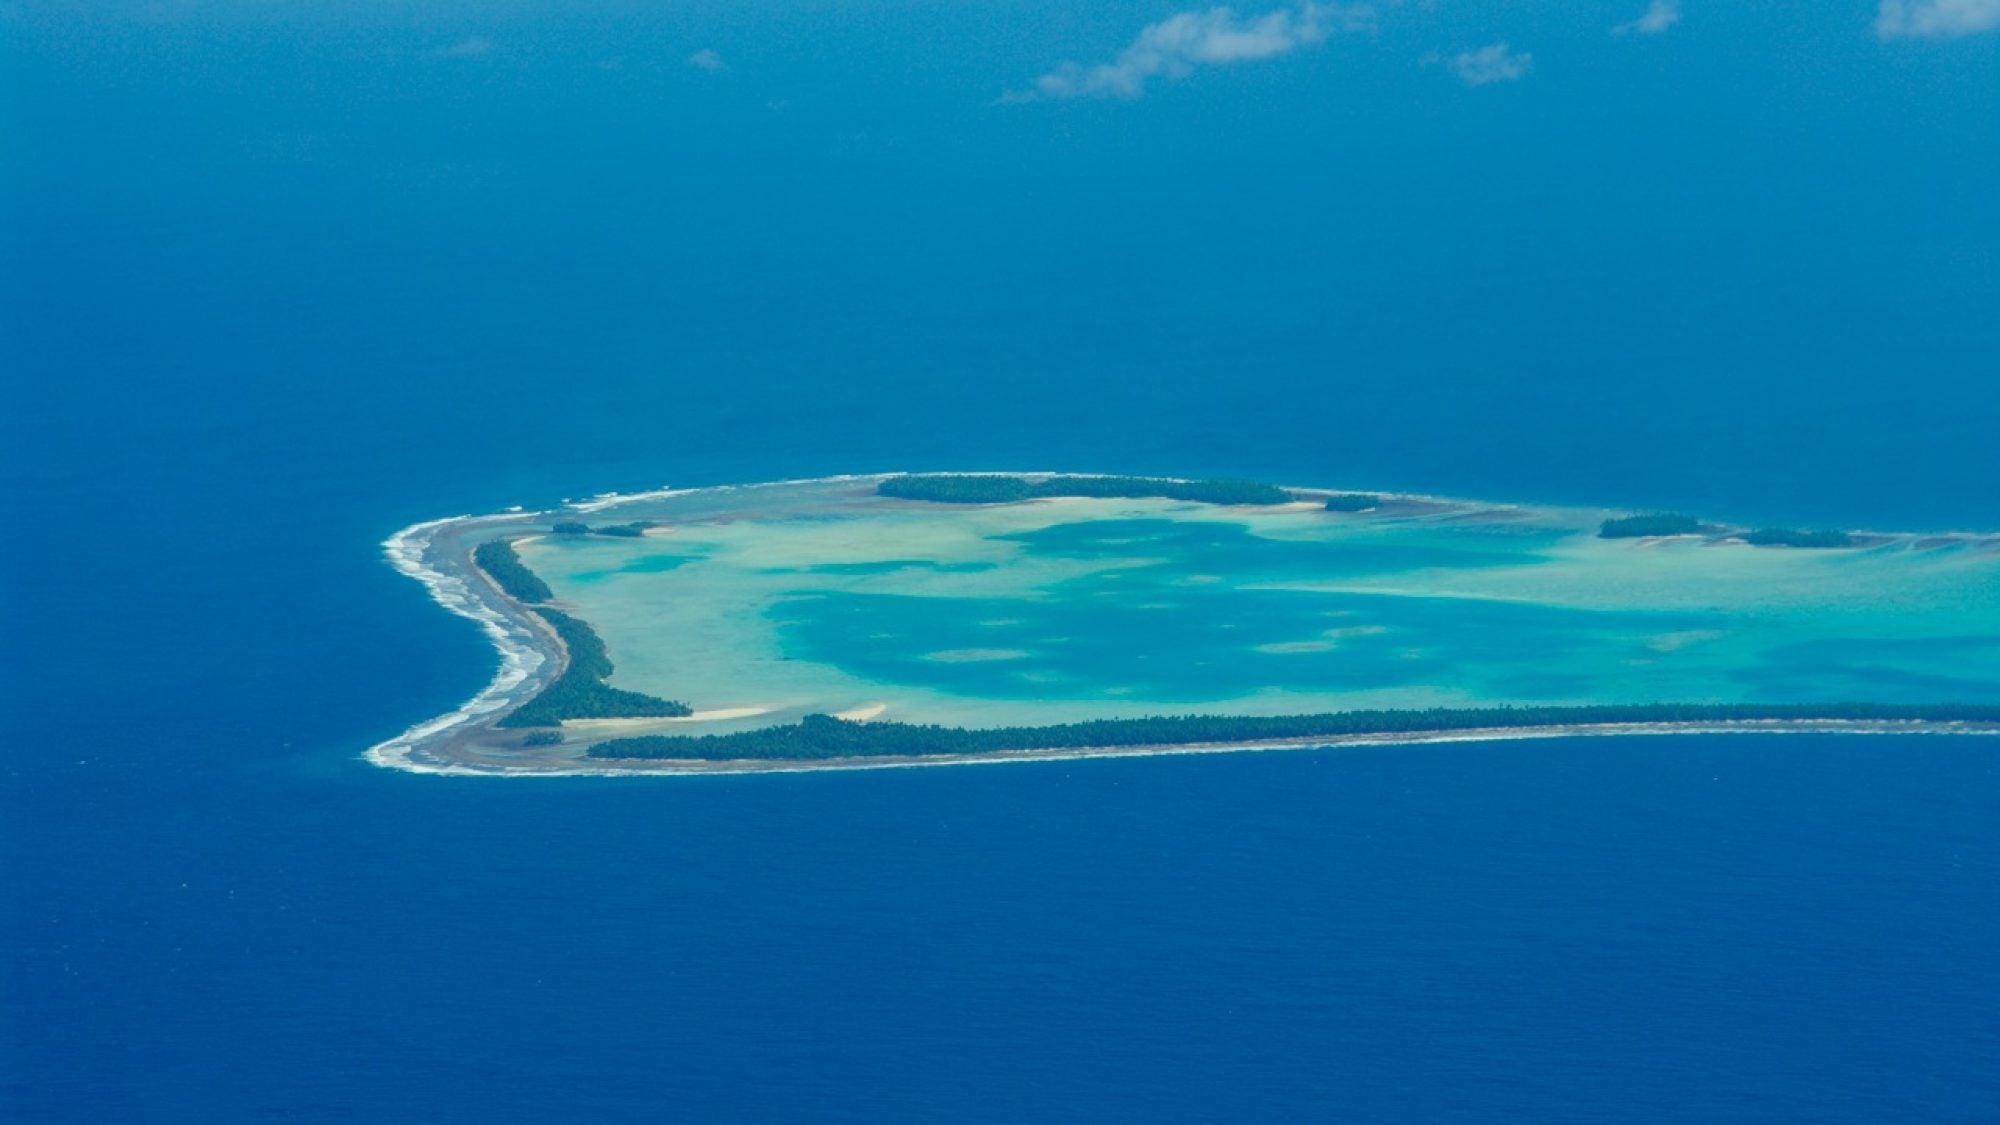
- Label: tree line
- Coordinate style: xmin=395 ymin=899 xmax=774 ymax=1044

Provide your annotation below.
xmin=473 ymin=540 xmax=554 ymax=604
xmin=553 ymin=520 xmax=655 ymax=538
xmin=879 ymin=474 xmax=1294 ymax=506
xmin=1599 ymin=514 xmax=1856 ymax=548
xmin=1599 ymin=513 xmax=1706 ymax=538
xmin=498 ymin=608 xmax=692 ymax=727
xmin=472 ymin=536 xmax=691 ymax=726
xmin=584 ymin=702 xmax=2000 ymax=761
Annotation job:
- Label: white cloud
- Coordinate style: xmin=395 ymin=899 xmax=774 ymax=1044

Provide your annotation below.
xmin=1613 ymin=0 xmax=1681 ymax=36
xmin=1004 ymin=3 xmax=1374 ymax=102
xmin=435 ymin=37 xmax=494 ymax=59
xmin=1446 ymin=42 xmax=1532 ymax=86
xmin=687 ymin=48 xmax=727 ymax=72
xmin=1875 ymin=0 xmax=2000 ymax=38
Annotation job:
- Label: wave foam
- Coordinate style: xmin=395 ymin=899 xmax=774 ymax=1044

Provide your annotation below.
xmin=363 ymin=516 xmax=549 ymax=772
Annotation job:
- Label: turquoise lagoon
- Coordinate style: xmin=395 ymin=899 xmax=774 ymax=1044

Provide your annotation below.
xmin=515 ymin=484 xmax=2000 ymax=732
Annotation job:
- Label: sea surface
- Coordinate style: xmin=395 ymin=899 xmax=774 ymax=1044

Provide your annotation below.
xmin=5 ymin=4 xmax=1999 ymax=1121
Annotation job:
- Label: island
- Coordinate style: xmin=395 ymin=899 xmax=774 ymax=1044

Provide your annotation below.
xmin=1323 ymin=493 xmax=1382 ymax=512
xmin=1744 ymin=527 xmax=1856 ymax=549
xmin=1599 ymin=513 xmax=1706 ymax=538
xmin=368 ymin=473 xmax=2000 ymax=775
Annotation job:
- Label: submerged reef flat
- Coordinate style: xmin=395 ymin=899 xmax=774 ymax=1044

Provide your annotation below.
xmin=366 ymin=474 xmax=2000 ymax=775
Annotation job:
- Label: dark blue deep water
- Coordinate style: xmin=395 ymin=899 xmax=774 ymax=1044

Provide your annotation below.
xmin=4 ymin=4 xmax=1997 ymax=1121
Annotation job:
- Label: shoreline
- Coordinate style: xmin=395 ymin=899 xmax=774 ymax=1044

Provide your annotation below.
xmin=380 ymin=718 xmax=2000 ymax=779
xmin=363 ymin=472 xmax=2000 ymax=778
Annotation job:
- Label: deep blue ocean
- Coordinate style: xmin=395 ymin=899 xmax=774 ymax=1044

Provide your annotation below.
xmin=4 ymin=3 xmax=1997 ymax=1121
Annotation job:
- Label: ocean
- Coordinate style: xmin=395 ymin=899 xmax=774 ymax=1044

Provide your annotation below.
xmin=4 ymin=3 xmax=1997 ymax=1120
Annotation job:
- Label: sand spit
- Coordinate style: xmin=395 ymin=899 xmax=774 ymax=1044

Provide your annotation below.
xmin=559 ymin=709 xmax=774 ymax=737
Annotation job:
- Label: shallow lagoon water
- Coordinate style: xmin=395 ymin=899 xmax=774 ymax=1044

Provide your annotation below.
xmin=516 ymin=486 xmax=2000 ymax=730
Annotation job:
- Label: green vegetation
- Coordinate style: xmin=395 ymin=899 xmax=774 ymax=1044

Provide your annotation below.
xmin=541 ymin=519 xmax=659 ymax=538
xmin=1745 ymin=528 xmax=1855 ymax=549
xmin=1323 ymin=493 xmax=1381 ymax=512
xmin=879 ymin=475 xmax=1034 ymax=503
xmin=585 ymin=702 xmax=2000 ymax=761
xmin=1045 ymin=476 xmax=1293 ymax=504
xmin=1598 ymin=515 xmax=1856 ymax=547
xmin=521 ymin=730 xmax=565 ymax=747
xmin=1600 ymin=513 xmax=1705 ymax=539
xmin=473 ymin=533 xmax=689 ymax=728
xmin=473 ymin=540 xmax=554 ymax=604
xmin=499 ymin=608 xmax=691 ymax=728
xmin=879 ymin=474 xmax=1294 ymax=507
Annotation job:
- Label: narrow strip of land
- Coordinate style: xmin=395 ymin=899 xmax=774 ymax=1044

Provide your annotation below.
xmin=584 ymin=705 xmax=2000 ymax=762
